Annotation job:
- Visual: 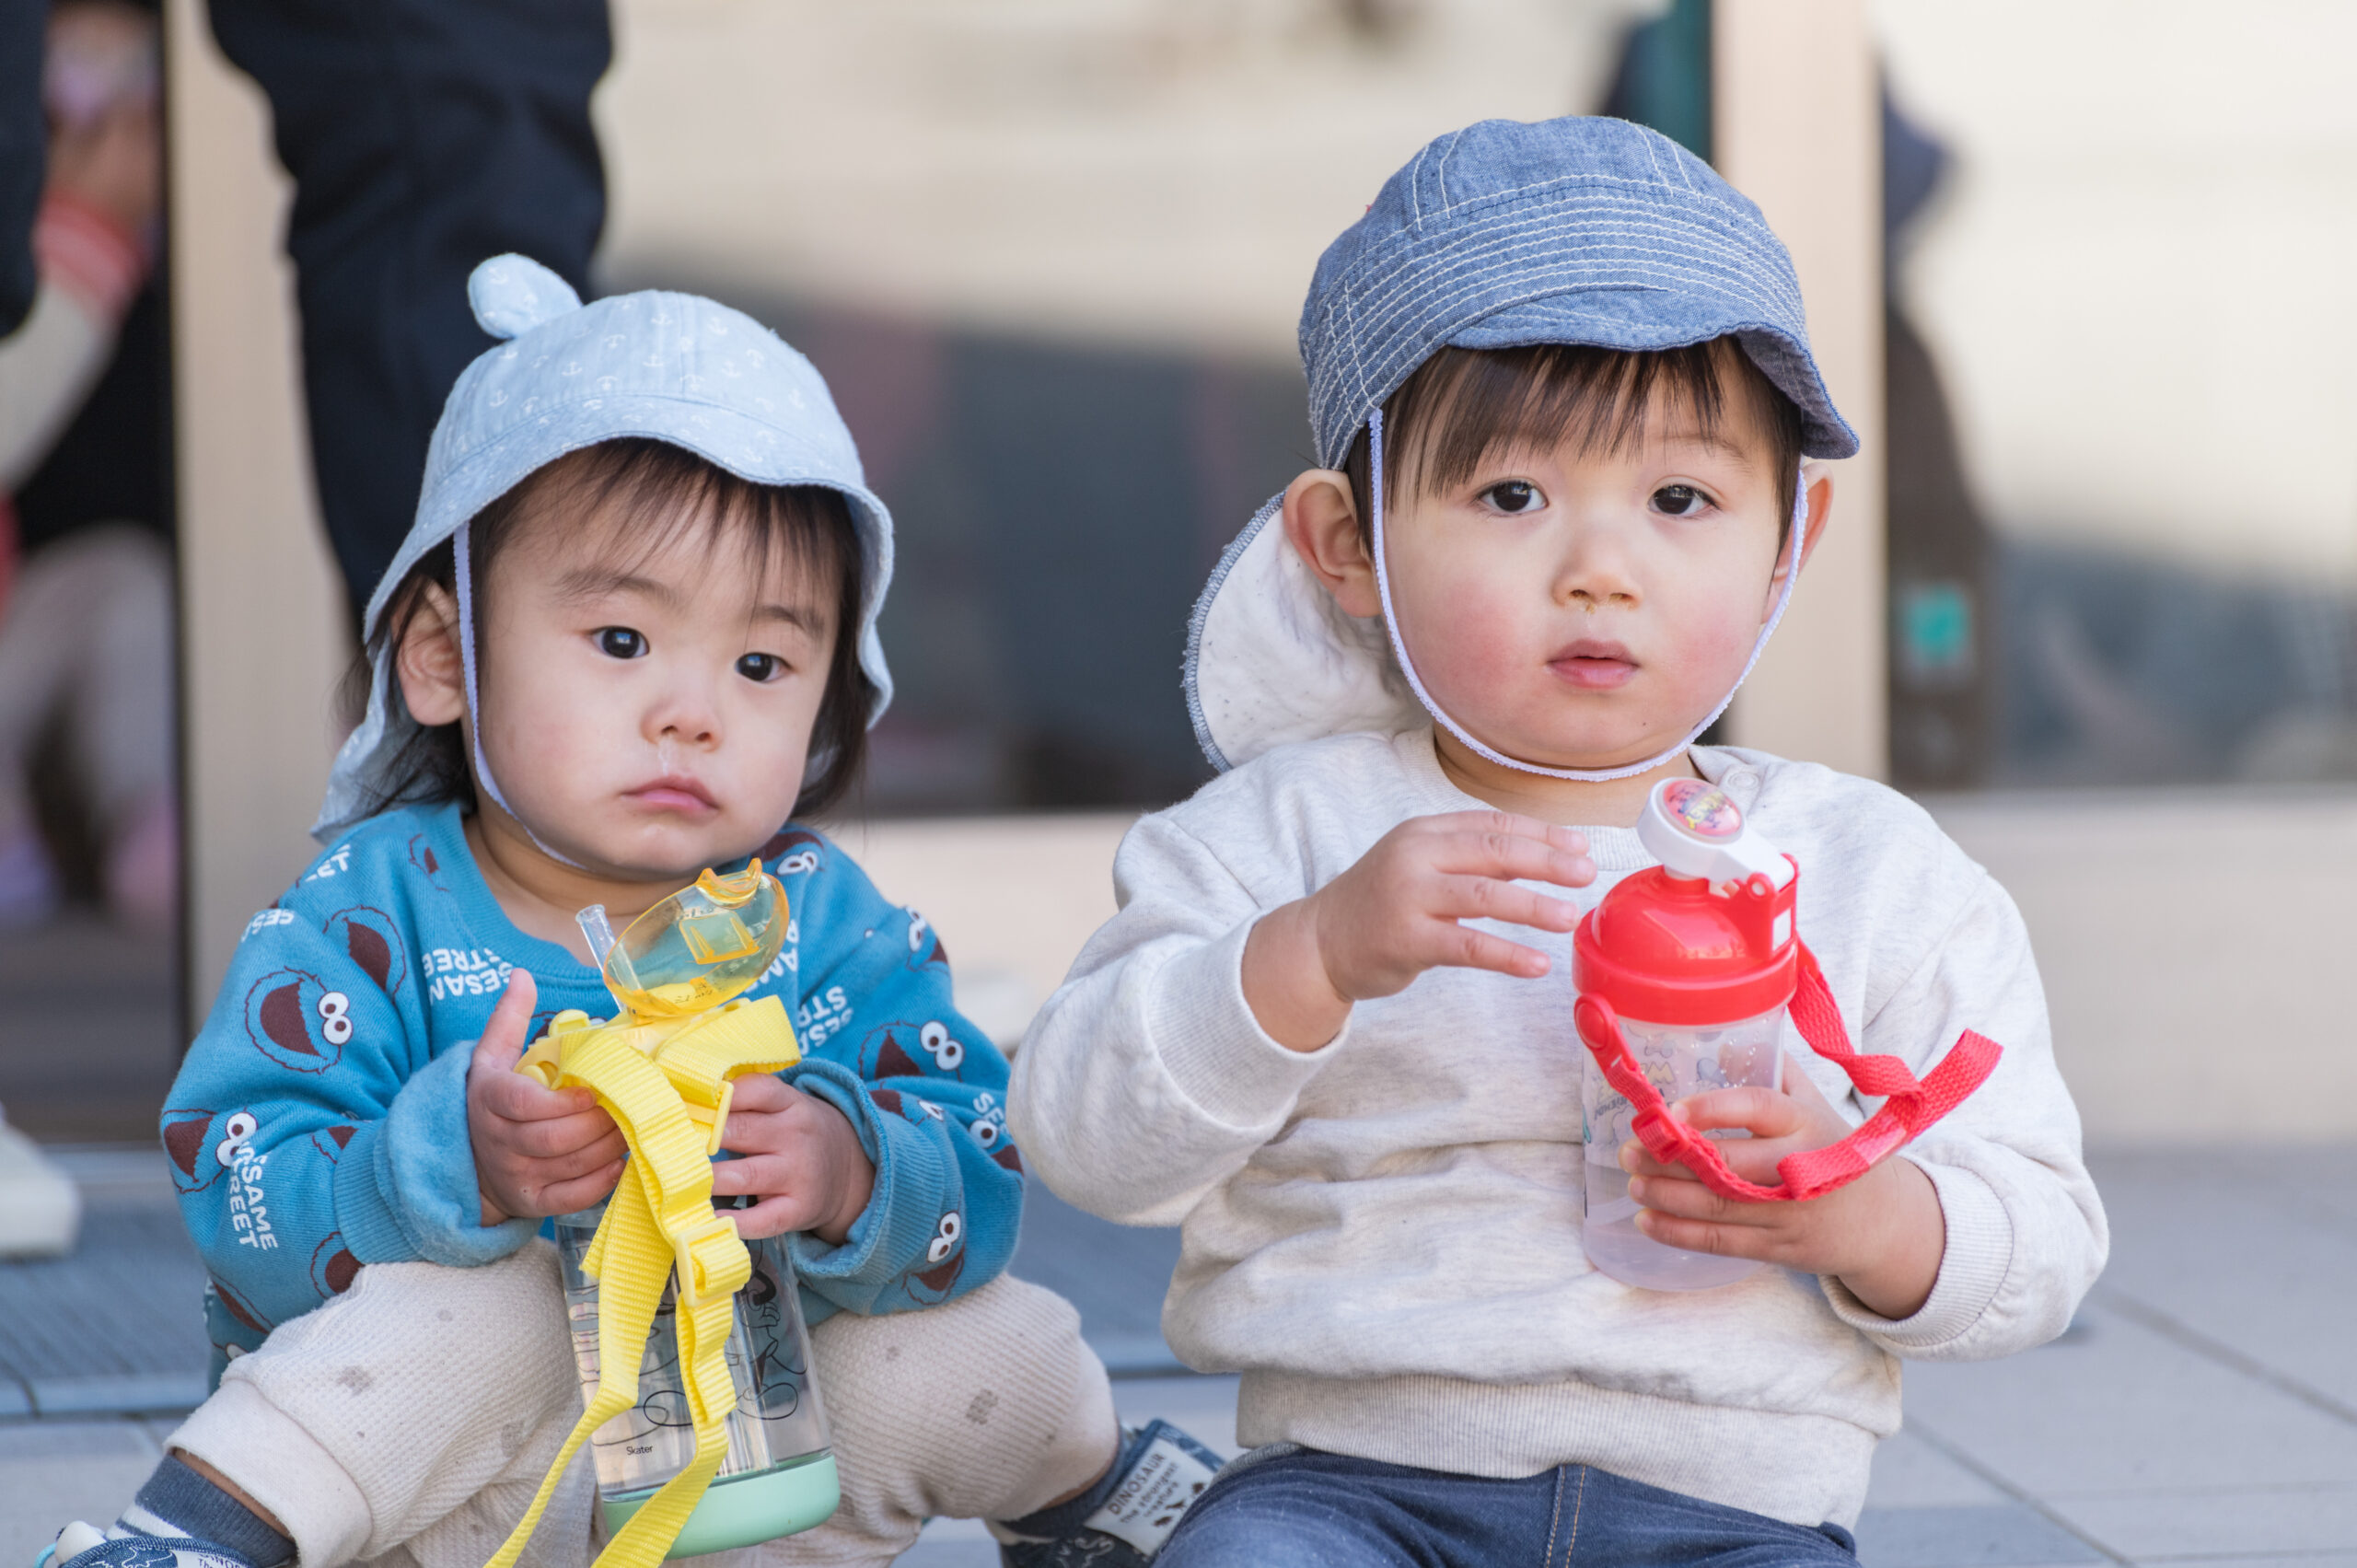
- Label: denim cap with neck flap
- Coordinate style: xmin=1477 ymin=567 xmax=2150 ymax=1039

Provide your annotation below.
xmin=1184 ymin=116 xmax=1857 ymax=778
xmin=314 ymin=254 xmax=897 ymax=842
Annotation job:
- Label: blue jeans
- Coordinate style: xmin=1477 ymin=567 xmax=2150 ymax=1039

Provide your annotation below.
xmin=1158 ymin=1448 xmax=1859 ymax=1568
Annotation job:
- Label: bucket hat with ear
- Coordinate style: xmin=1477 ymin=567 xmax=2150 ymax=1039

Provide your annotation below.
xmin=315 ymin=254 xmax=896 ymax=842
xmin=1185 ymin=116 xmax=1855 ymax=782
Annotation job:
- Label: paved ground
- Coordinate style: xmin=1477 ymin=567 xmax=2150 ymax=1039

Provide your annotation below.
xmin=5 ymin=1146 xmax=2352 ymax=1567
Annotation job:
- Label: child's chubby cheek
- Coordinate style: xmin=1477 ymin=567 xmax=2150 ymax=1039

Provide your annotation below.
xmin=1651 ymin=586 xmax=1768 ymax=708
xmin=1392 ymin=564 xmax=1532 ymax=688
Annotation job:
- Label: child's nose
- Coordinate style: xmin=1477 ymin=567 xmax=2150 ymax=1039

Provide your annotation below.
xmin=1552 ymin=510 xmax=1648 ymax=609
xmin=1567 ymin=586 xmax=1640 ymax=612
xmin=647 ymin=678 xmax=723 ymax=746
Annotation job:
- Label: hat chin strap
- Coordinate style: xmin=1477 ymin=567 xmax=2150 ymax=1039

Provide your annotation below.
xmin=453 ymin=521 xmax=591 ymax=871
xmin=1365 ymin=407 xmax=1809 ymax=784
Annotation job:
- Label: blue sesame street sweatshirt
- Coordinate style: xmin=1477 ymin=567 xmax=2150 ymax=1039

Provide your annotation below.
xmin=164 ymin=801 xmax=1022 ymax=1364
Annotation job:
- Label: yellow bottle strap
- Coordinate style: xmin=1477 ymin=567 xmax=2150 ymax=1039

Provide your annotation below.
xmin=489 ymin=994 xmax=801 ymax=1568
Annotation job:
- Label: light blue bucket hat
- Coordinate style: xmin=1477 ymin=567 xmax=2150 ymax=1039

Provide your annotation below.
xmin=315 ymin=255 xmax=895 ymax=841
xmin=1187 ymin=116 xmax=1854 ymax=778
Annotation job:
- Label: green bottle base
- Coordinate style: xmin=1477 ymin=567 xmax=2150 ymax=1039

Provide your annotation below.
xmin=602 ymin=1450 xmax=841 ymax=1558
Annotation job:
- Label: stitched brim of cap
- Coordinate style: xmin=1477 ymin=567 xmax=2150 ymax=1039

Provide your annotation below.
xmin=368 ymin=392 xmax=895 ymax=638
xmin=1448 ymin=296 xmax=1860 ymax=460
xmin=1184 ymin=494 xmax=1419 ymax=772
xmin=319 ymin=393 xmax=896 ymax=842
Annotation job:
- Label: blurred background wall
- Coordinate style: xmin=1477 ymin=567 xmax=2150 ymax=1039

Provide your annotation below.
xmin=587 ymin=0 xmax=1887 ymax=810
xmin=1882 ymin=0 xmax=2357 ymax=787
xmin=594 ymin=0 xmax=1665 ymax=814
xmin=146 ymin=0 xmax=2357 ymax=1141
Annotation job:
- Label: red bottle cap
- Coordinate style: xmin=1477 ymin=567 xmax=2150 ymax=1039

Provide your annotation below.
xmin=1572 ymin=781 xmax=1800 ymax=1026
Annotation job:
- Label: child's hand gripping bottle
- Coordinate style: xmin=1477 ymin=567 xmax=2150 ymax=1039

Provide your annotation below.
xmin=1572 ymin=779 xmax=2005 ymax=1293
xmin=490 ymin=864 xmax=839 ymax=1568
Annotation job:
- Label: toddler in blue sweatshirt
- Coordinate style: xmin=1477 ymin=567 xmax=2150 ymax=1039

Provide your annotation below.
xmin=44 ymin=258 xmax=1215 ymax=1568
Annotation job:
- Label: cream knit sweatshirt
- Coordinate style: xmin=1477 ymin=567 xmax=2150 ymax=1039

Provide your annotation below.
xmin=1008 ymin=730 xmax=2107 ymax=1528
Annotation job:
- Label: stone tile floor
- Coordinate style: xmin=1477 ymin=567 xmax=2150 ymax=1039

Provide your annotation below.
xmin=5 ymin=1147 xmax=2352 ymax=1568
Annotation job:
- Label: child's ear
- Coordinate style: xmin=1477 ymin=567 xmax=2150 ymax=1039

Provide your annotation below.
xmin=1282 ymin=469 xmax=1382 ymax=619
xmin=1765 ymin=461 xmax=1837 ymax=617
xmin=395 ymin=581 xmax=469 ymax=726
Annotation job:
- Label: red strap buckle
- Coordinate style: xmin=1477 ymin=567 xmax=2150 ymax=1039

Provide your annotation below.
xmin=1573 ymin=942 xmax=2002 ymax=1203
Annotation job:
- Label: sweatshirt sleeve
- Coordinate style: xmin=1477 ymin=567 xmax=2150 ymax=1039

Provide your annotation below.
xmin=1813 ymin=873 xmax=2109 ymax=1361
xmin=772 ymin=848 xmax=1024 ymax=1318
xmin=1007 ymin=809 xmax=1341 ymax=1229
xmin=165 ymin=900 xmax=531 ymax=1336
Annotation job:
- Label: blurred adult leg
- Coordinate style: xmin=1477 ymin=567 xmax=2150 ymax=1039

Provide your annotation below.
xmin=0 ymin=0 xmax=44 ymax=335
xmin=0 ymin=524 xmax=173 ymax=926
xmin=203 ymin=0 xmax=609 ymax=621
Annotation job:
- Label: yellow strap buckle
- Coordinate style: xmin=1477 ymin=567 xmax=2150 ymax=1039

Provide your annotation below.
xmin=672 ymin=1213 xmax=749 ymax=1310
xmin=484 ymin=905 xmax=810 ymax=1568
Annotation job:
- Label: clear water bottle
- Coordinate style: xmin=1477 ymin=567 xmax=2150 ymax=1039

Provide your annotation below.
xmin=1573 ymin=778 xmax=1798 ymax=1292
xmin=553 ymin=1199 xmax=840 ymax=1556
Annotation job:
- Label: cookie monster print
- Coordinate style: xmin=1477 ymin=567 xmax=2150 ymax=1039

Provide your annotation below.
xmin=163 ymin=1107 xmax=242 ymax=1192
xmin=861 ymin=1021 xmax=925 ymax=1082
xmin=208 ymin=1275 xmax=273 ymax=1336
xmin=310 ymin=1232 xmax=362 ymax=1297
xmin=325 ymin=905 xmax=407 ymax=996
xmin=904 ymin=906 xmax=950 ymax=978
xmin=406 ymin=832 xmax=448 ymax=891
xmin=244 ymin=968 xmax=353 ymax=1073
xmin=168 ymin=796 xmax=1023 ymax=1350
xmin=757 ymin=827 xmax=826 ymax=878
xmin=902 ymin=1211 xmax=966 ymax=1304
xmin=860 ymin=1018 xmax=970 ymax=1083
xmin=965 ymin=1088 xmax=1009 ymax=1154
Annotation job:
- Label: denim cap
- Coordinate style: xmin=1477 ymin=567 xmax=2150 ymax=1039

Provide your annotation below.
xmin=1187 ymin=116 xmax=1852 ymax=773
xmin=315 ymin=255 xmax=895 ymax=840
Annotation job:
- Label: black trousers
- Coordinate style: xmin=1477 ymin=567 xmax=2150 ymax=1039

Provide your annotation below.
xmin=0 ymin=0 xmax=46 ymax=336
xmin=205 ymin=0 xmax=610 ymax=621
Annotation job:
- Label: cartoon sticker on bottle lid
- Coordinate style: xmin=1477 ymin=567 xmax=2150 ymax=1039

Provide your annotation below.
xmin=1658 ymin=778 xmax=1743 ymax=842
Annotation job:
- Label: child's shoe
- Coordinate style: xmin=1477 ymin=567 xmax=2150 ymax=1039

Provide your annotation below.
xmin=34 ymin=1458 xmax=292 ymax=1568
xmin=0 ymin=1109 xmax=80 ymax=1257
xmin=37 ymin=1526 xmax=250 ymax=1568
xmin=990 ymin=1419 xmax=1225 ymax=1566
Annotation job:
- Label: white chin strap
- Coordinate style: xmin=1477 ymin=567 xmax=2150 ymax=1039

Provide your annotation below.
xmin=1366 ymin=406 xmax=1808 ymax=784
xmin=452 ymin=521 xmax=587 ymax=869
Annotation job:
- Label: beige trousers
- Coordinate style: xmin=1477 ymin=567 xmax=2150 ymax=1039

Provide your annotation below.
xmin=167 ymin=1243 xmax=1118 ymax=1568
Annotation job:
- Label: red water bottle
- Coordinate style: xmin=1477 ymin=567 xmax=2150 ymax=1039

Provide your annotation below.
xmin=1571 ymin=778 xmax=2004 ymax=1292
xmin=1573 ymin=778 xmax=1798 ymax=1290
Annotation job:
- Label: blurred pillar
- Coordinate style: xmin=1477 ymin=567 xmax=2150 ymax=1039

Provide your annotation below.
xmin=165 ymin=0 xmax=345 ymax=1030
xmin=1713 ymin=0 xmax=1887 ymax=779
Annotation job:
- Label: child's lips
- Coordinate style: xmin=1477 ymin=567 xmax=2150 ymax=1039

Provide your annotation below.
xmin=625 ymin=775 xmax=719 ymax=814
xmin=1548 ymin=639 xmax=1639 ymax=691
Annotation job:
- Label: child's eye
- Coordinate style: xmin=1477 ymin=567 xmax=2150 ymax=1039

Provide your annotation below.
xmin=596 ymin=627 xmax=647 ymax=659
xmin=737 ymin=652 xmax=784 ymax=683
xmin=1480 ymin=480 xmax=1546 ymax=515
xmin=1651 ymin=483 xmax=1712 ymax=517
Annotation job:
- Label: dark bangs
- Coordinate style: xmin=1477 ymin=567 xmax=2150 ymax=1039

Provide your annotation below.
xmin=337 ymin=437 xmax=875 ymax=822
xmin=1342 ymin=340 xmax=1806 ymax=543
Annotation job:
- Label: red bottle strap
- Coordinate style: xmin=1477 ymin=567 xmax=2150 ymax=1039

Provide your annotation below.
xmin=1572 ymin=941 xmax=2002 ymax=1203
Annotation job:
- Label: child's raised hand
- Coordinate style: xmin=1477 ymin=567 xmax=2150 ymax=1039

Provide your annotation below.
xmin=1619 ymin=1068 xmax=1947 ymax=1320
xmin=711 ymin=1074 xmax=876 ymax=1244
xmin=467 ymin=970 xmax=627 ymax=1225
xmin=1244 ymin=809 xmax=1596 ymax=1051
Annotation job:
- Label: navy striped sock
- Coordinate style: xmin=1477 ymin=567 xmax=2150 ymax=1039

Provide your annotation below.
xmin=125 ymin=1458 xmax=294 ymax=1568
